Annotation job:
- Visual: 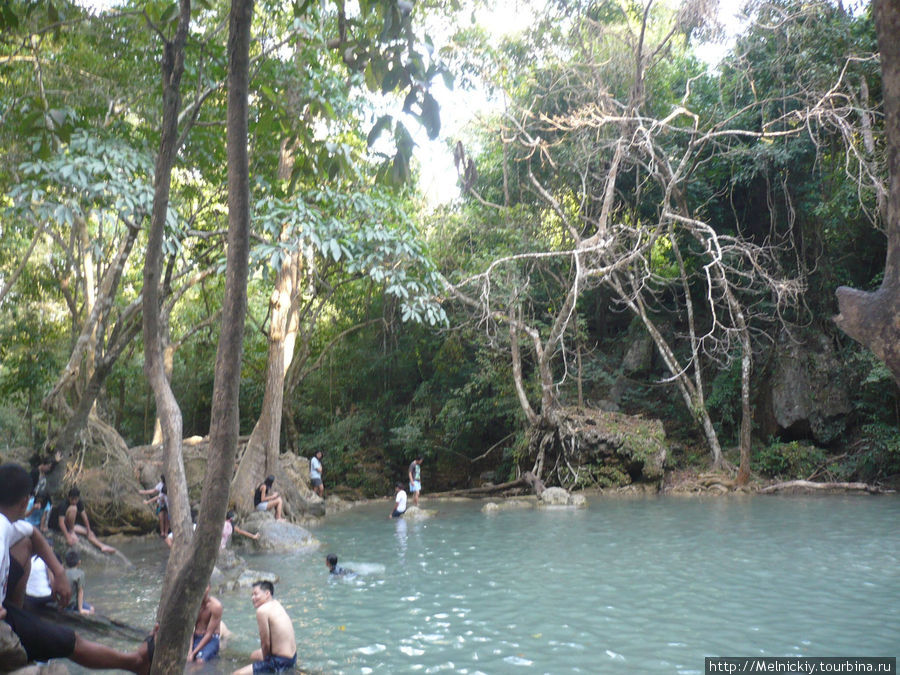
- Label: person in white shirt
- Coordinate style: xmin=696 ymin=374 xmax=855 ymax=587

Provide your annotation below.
xmin=390 ymin=483 xmax=407 ymax=519
xmin=309 ymin=451 xmax=324 ymax=497
xmin=0 ymin=463 xmax=153 ymax=672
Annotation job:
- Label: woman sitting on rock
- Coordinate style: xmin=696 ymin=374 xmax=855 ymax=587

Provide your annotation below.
xmin=253 ymin=476 xmax=285 ymax=521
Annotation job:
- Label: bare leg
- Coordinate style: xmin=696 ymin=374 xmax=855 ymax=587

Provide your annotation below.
xmin=74 ymin=525 xmax=116 ymax=554
xmin=70 ymin=632 xmax=153 ymax=674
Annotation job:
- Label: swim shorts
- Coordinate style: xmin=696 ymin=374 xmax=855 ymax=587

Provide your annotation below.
xmin=409 ymin=480 xmax=421 ymax=493
xmin=311 ymin=478 xmax=323 ymax=488
xmin=253 ymin=652 xmax=297 ymax=672
xmin=391 ymin=509 xmax=406 ymax=518
xmin=191 ymin=632 xmax=220 ymax=661
xmin=256 ymin=502 xmax=269 ymax=512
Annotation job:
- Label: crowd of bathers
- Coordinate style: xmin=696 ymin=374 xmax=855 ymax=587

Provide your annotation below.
xmin=1 ymin=453 xmax=427 ymax=673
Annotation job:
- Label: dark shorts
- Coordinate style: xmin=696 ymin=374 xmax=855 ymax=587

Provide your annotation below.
xmin=310 ymin=478 xmax=323 ymax=488
xmin=192 ymin=632 xmax=220 ymax=661
xmin=253 ymin=653 xmax=297 ymax=672
xmin=391 ymin=509 xmax=406 ymax=518
xmin=3 ymin=603 xmax=77 ymax=663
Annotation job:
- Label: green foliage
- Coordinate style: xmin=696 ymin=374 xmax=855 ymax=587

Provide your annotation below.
xmin=756 ymin=440 xmax=827 ymax=479
xmin=706 ymin=358 xmax=742 ymax=446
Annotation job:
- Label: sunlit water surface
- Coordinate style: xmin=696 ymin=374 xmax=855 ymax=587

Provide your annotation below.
xmin=69 ymin=495 xmax=899 ymax=674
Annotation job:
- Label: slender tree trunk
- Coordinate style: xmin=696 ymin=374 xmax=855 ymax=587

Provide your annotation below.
xmin=143 ymin=1 xmax=191 ymax=670
xmin=151 ymin=1 xmax=254 ymax=670
xmin=232 ymin=248 xmax=301 ymax=512
xmin=835 ymin=0 xmax=900 ymax=383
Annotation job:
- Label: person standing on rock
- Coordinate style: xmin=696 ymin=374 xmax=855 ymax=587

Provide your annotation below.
xmin=253 ymin=476 xmax=285 ymax=521
xmin=233 ymin=580 xmax=297 ymax=674
xmin=309 ymin=450 xmax=324 ymax=498
xmin=188 ymin=585 xmax=223 ymax=663
xmin=408 ymin=457 xmax=423 ymax=507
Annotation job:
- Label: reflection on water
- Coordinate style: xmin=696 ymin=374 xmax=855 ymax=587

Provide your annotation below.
xmin=68 ymin=495 xmax=900 ymax=674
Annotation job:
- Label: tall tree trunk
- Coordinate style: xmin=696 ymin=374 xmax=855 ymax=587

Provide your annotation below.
xmin=835 ymin=0 xmax=900 ymax=383
xmin=151 ymin=0 xmax=254 ymax=669
xmin=143 ymin=0 xmax=192 ymax=670
xmin=232 ymin=247 xmax=302 ymax=513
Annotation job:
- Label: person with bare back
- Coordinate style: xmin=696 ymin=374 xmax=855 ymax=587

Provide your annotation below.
xmin=233 ymin=580 xmax=296 ymax=674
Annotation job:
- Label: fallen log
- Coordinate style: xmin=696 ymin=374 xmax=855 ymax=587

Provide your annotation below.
xmin=432 ymin=471 xmax=546 ymax=498
xmin=760 ymin=480 xmax=894 ymax=495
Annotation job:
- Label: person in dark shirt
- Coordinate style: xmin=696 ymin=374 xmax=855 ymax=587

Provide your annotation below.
xmin=325 ymin=553 xmax=353 ymax=577
xmin=50 ymin=487 xmax=117 ymax=555
xmin=253 ymin=476 xmax=285 ymax=521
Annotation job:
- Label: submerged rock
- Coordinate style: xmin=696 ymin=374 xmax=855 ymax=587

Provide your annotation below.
xmin=401 ymin=506 xmax=436 ymax=520
xmin=482 ymin=500 xmax=534 ymax=513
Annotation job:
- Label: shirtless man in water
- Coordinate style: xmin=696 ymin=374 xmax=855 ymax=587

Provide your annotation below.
xmin=188 ymin=585 xmax=223 ymax=663
xmin=233 ymin=580 xmax=297 ymax=674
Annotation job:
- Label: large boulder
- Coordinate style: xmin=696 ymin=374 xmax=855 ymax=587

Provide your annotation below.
xmin=401 ymin=506 xmax=436 ymax=520
xmin=538 ymin=487 xmax=587 ymax=508
xmin=275 ymin=454 xmax=326 ymax=519
xmin=759 ymin=331 xmax=854 ymax=444
xmin=537 ymin=406 xmax=667 ymax=487
xmin=240 ymin=512 xmax=320 ymax=553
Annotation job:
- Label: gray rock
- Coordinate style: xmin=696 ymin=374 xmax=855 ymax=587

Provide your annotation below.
xmin=401 ymin=506 xmax=436 ymax=520
xmin=6 ymin=666 xmax=70 ymax=675
xmin=539 ymin=487 xmax=572 ymax=505
xmin=481 ymin=500 xmax=533 ymax=513
xmin=233 ymin=569 xmax=279 ymax=590
xmin=538 ymin=487 xmax=588 ymax=508
xmin=241 ymin=512 xmax=320 ymax=553
xmin=0 ymin=621 xmax=27 ymax=672
xmin=763 ymin=331 xmax=854 ymax=443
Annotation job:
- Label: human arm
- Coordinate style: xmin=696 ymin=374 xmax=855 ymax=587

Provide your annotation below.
xmin=59 ymin=510 xmax=77 ymax=546
xmin=30 ymin=528 xmax=71 ymax=608
xmin=78 ymin=507 xmax=94 ymax=535
xmin=138 ymin=487 xmax=158 ymax=496
xmin=77 ymin=583 xmax=93 ymax=615
xmin=256 ymin=608 xmax=271 ymax=659
xmin=39 ymin=505 xmax=49 ymax=532
xmin=189 ymin=602 xmax=223 ymax=660
xmin=234 ymin=525 xmax=260 ymax=541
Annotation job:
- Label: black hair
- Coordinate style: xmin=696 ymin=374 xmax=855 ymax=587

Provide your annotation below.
xmin=254 ymin=580 xmax=275 ymax=596
xmin=395 ymin=482 xmax=404 ymax=490
xmin=326 ymin=553 xmax=338 ymax=567
xmin=67 ymin=486 xmax=81 ymax=500
xmin=226 ymin=510 xmax=236 ymax=521
xmin=34 ymin=491 xmax=49 ymax=507
xmin=65 ymin=549 xmax=80 ymax=568
xmin=265 ymin=475 xmax=275 ymax=486
xmin=0 ymin=464 xmax=33 ymax=507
